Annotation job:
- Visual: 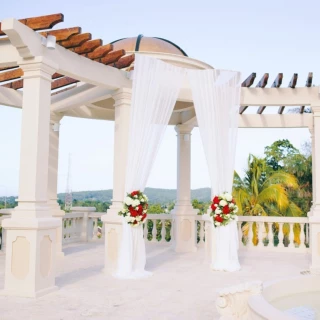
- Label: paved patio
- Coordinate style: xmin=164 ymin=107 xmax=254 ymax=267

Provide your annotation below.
xmin=0 ymin=242 xmax=310 ymax=320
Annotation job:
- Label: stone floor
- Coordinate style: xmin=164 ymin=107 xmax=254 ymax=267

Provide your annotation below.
xmin=0 ymin=242 xmax=311 ymax=320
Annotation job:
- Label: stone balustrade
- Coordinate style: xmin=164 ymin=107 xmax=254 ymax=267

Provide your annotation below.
xmin=0 ymin=208 xmax=310 ymax=254
xmin=237 ymin=216 xmax=310 ymax=253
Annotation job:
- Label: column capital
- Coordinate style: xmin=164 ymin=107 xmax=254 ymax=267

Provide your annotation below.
xmin=112 ymin=88 xmax=132 ymax=108
xmin=175 ymin=124 xmax=195 ymax=135
xmin=19 ymin=57 xmax=57 ymax=82
xmin=50 ymin=112 xmax=63 ymax=124
xmin=311 ymin=105 xmax=320 ymax=116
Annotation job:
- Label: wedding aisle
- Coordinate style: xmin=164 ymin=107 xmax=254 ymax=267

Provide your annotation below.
xmin=0 ymin=242 xmax=309 ymax=320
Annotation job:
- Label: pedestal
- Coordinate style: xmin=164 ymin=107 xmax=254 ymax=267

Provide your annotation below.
xmin=309 ymin=213 xmax=320 ymax=274
xmin=101 ymin=210 xmax=122 ymax=274
xmin=172 ymin=205 xmax=198 ymax=252
xmin=2 ymin=217 xmax=60 ymax=297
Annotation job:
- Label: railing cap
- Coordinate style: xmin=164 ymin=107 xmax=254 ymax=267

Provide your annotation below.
xmin=70 ymin=207 xmax=96 ymax=212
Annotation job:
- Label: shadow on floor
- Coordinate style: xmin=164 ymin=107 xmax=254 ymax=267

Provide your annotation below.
xmin=56 ymin=264 xmax=104 ymax=287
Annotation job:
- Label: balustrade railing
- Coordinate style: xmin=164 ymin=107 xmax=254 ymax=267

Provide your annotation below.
xmin=0 ymin=207 xmax=311 ymax=255
xmin=62 ymin=207 xmax=104 ymax=244
xmin=237 ymin=216 xmax=310 ymax=252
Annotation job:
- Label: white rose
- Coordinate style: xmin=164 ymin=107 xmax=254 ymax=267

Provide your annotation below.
xmin=143 ymin=210 xmax=147 ymax=213
xmin=225 ymin=193 xmax=232 ymax=202
xmin=140 ymin=198 xmax=145 ymax=202
xmin=125 ymin=216 xmax=131 ymax=222
xmin=229 ymin=203 xmax=234 ymax=208
xmin=134 ymin=195 xmax=138 ymax=198
xmin=219 ymin=200 xmax=227 ymax=206
xmin=215 ymin=222 xmax=221 ymax=226
xmin=215 ymin=208 xmax=222 ymax=214
xmin=125 ymin=197 xmax=133 ymax=206
xmin=219 ymin=194 xmax=225 ymax=200
xmin=132 ymin=199 xmax=140 ymax=207
xmin=136 ymin=216 xmax=141 ymax=221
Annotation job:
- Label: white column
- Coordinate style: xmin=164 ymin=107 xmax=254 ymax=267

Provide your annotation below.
xmin=309 ymin=105 xmax=320 ymax=274
xmin=48 ymin=113 xmax=65 ymax=258
xmin=172 ymin=125 xmax=198 ymax=252
xmin=2 ymin=58 xmax=60 ymax=297
xmin=101 ymin=88 xmax=131 ymax=273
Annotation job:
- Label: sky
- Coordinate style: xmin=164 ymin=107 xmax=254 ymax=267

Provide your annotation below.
xmin=0 ymin=0 xmax=318 ymax=196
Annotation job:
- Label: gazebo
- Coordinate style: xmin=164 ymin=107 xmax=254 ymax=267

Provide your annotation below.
xmin=0 ymin=13 xmax=319 ymax=301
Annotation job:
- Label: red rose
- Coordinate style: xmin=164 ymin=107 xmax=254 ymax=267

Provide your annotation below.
xmin=211 ymin=203 xmax=217 ymax=211
xmin=131 ymin=191 xmax=139 ymax=196
xmin=213 ymin=196 xmax=220 ymax=204
xmin=215 ymin=215 xmax=223 ymax=223
xmin=142 ymin=213 xmax=147 ymax=221
xmin=223 ymin=205 xmax=230 ymax=214
xmin=129 ymin=207 xmax=138 ymax=217
xmin=231 ymin=199 xmax=235 ymax=204
xmin=137 ymin=205 xmax=143 ymax=214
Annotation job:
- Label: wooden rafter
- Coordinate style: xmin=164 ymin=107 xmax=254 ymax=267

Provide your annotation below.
xmin=240 ymin=72 xmax=256 ymax=114
xmin=86 ymin=44 xmax=113 ymax=59
xmin=0 ymin=13 xmax=64 ymax=36
xmin=300 ymin=72 xmax=313 ymax=114
xmin=258 ymin=73 xmax=282 ymax=114
xmin=0 ymin=13 xmax=135 ymax=93
xmin=256 ymin=73 xmax=269 ymax=114
xmin=278 ymin=73 xmax=298 ymax=114
xmin=72 ymin=39 xmax=102 ymax=54
xmin=59 ymin=33 xmax=92 ymax=48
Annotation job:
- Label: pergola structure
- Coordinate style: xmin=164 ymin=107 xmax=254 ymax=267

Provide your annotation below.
xmin=0 ymin=13 xmax=320 ymax=297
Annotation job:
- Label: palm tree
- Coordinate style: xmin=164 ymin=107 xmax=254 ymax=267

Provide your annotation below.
xmin=233 ymin=155 xmax=302 ymax=246
xmin=233 ymin=154 xmax=301 ymax=217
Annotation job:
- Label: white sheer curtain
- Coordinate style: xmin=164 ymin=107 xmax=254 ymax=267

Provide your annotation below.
xmin=114 ymin=54 xmax=185 ymax=279
xmin=188 ymin=69 xmax=241 ymax=272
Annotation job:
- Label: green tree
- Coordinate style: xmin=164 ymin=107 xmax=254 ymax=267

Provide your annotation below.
xmin=264 ymin=139 xmax=299 ymax=171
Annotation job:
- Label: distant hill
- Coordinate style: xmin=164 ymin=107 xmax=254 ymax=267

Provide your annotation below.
xmin=57 ymin=187 xmax=211 ymax=204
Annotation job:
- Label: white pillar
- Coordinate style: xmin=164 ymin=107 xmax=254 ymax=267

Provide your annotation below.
xmin=309 ymin=105 xmax=320 ymax=274
xmin=48 ymin=113 xmax=65 ymax=258
xmin=172 ymin=125 xmax=198 ymax=252
xmin=2 ymin=58 xmax=60 ymax=297
xmin=101 ymin=88 xmax=131 ymax=273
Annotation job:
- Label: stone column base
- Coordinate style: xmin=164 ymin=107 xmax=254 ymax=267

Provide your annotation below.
xmin=172 ymin=206 xmax=198 ymax=253
xmin=2 ymin=217 xmax=60 ymax=298
xmin=51 ymin=206 xmax=65 ymax=259
xmin=101 ymin=209 xmax=122 ymax=274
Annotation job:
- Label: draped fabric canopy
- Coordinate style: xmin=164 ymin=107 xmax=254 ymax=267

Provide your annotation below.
xmin=114 ymin=55 xmax=185 ymax=279
xmin=114 ymin=55 xmax=242 ymax=278
xmin=188 ymin=69 xmax=241 ymax=272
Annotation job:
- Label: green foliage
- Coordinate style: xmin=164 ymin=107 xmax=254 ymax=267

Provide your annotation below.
xmin=264 ymin=139 xmax=299 ymax=171
xmin=233 ymin=154 xmax=300 ymax=217
xmin=192 ymin=199 xmax=210 ymax=215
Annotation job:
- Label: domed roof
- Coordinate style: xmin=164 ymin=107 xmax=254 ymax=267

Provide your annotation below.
xmin=111 ymin=34 xmax=188 ymax=57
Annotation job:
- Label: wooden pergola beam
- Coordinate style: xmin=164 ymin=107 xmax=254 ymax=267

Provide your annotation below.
xmin=256 ymin=73 xmax=269 ymax=114
xmin=278 ymin=73 xmax=298 ymax=114
xmin=300 ymin=72 xmax=313 ymax=114
xmin=40 ymin=27 xmax=81 ymax=41
xmin=98 ymin=50 xmax=126 ymax=65
xmin=241 ymin=72 xmax=256 ymax=87
xmin=72 ymin=39 xmax=102 ymax=54
xmin=109 ymin=54 xmax=135 ymax=69
xmin=258 ymin=73 xmax=283 ymax=114
xmin=0 ymin=13 xmax=64 ymax=36
xmin=59 ymin=33 xmax=92 ymax=48
xmin=240 ymin=72 xmax=256 ymax=114
xmin=86 ymin=44 xmax=113 ymax=59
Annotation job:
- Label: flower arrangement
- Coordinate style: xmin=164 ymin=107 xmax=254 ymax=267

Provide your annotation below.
xmin=118 ymin=190 xmax=148 ymax=226
xmin=210 ymin=192 xmax=238 ymax=227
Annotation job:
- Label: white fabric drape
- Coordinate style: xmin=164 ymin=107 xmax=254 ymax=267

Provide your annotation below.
xmin=114 ymin=54 xmax=185 ymax=279
xmin=188 ymin=69 xmax=241 ymax=272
